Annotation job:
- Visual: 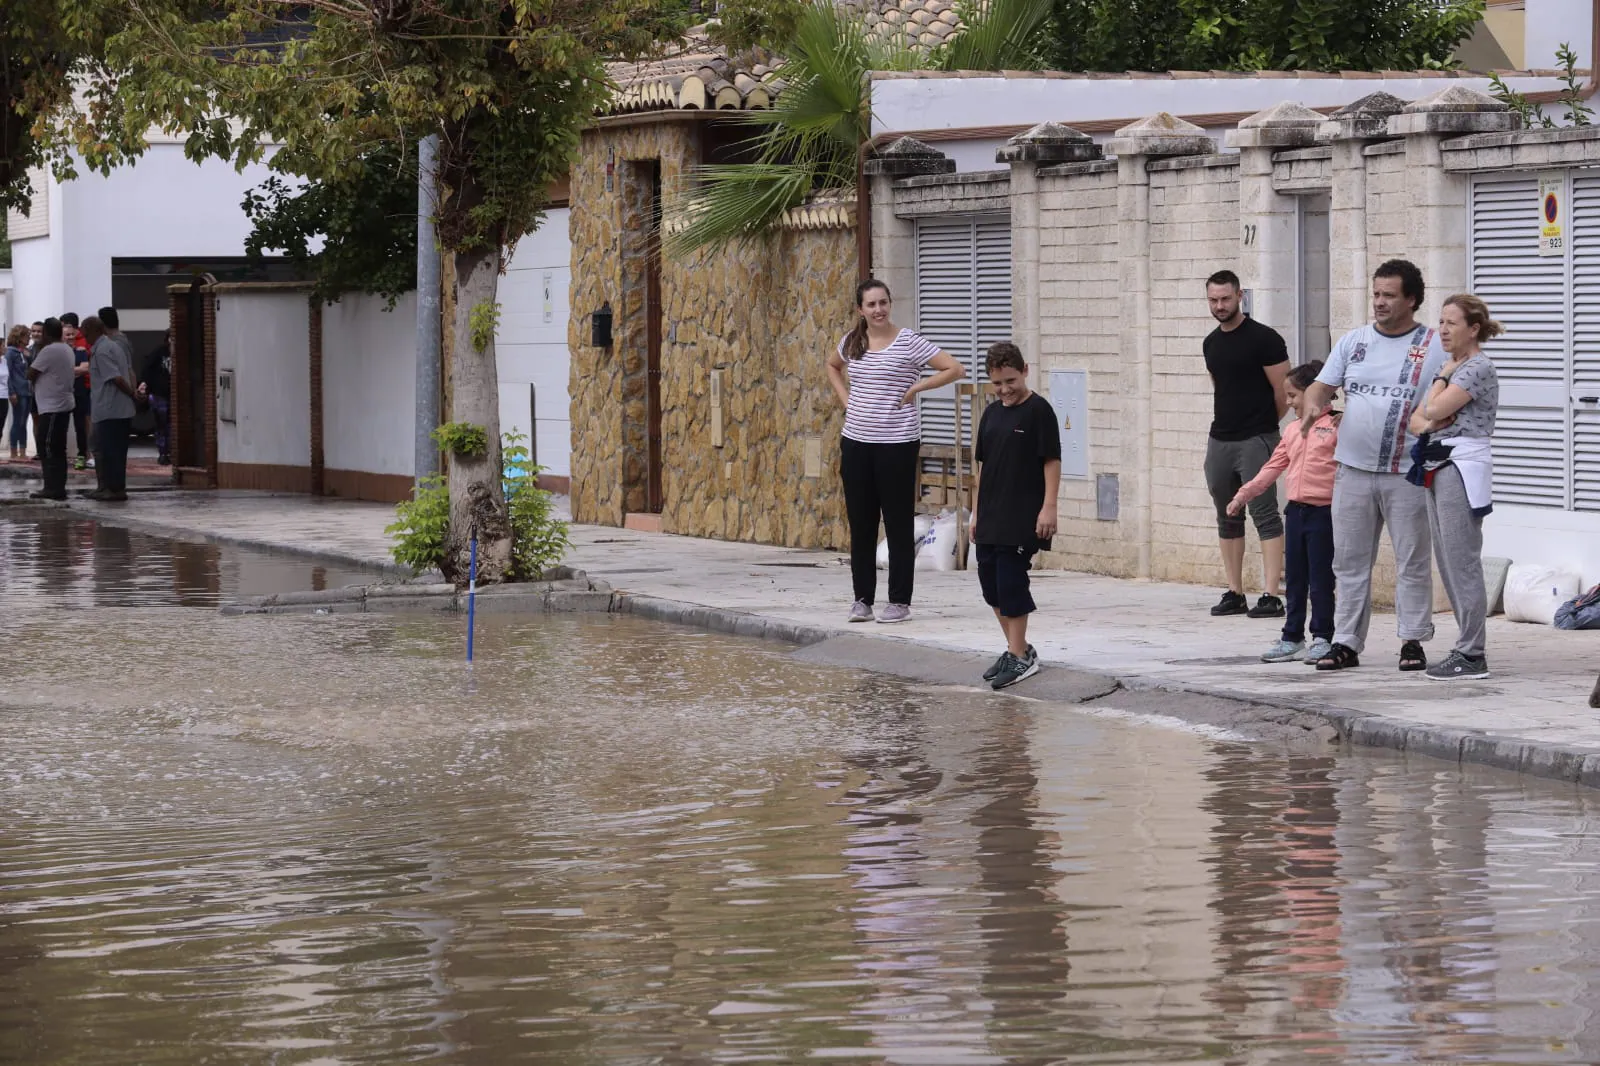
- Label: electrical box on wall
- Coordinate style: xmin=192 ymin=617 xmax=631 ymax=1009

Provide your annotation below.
xmin=1046 ymin=369 xmax=1089 ymax=480
xmin=218 ymin=368 xmax=236 ymax=424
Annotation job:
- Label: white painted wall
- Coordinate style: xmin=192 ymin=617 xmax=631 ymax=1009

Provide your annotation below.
xmin=214 ymin=290 xmax=311 ymax=468
xmin=872 ymin=73 xmax=1594 ymax=171
xmin=497 ymin=208 xmax=572 ymax=478
xmin=322 ymin=291 xmax=417 ymax=477
xmin=6 ymin=143 xmax=281 ymax=324
xmin=1525 ymin=0 xmax=1594 ymax=71
xmin=1484 ymin=506 xmax=1600 ymax=587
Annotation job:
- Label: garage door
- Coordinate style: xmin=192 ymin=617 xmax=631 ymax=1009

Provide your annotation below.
xmin=913 ymin=216 xmax=1011 ymax=447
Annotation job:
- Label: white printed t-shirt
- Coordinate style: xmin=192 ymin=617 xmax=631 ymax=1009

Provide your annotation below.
xmin=837 ymin=328 xmax=941 ymax=444
xmin=1317 ymin=323 xmax=1446 ymax=474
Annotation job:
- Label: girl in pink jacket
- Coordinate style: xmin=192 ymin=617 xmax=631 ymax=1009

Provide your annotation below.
xmin=1229 ymin=361 xmax=1339 ymax=664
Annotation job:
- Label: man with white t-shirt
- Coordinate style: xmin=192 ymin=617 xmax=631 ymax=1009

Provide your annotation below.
xmin=1300 ymin=259 xmax=1446 ymax=673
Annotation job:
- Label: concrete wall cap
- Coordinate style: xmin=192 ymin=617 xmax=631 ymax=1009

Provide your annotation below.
xmin=1333 ymin=90 xmax=1409 ymax=118
xmin=1237 ymin=100 xmax=1325 ymax=128
xmin=996 ymin=120 xmax=1104 ymax=163
xmin=864 ymin=136 xmax=956 ymax=177
xmin=1113 ymin=110 xmax=1207 ymax=137
xmin=1008 ymin=120 xmax=1094 ymax=144
xmin=1401 ymin=84 xmax=1509 ymax=114
xmin=1108 ymin=111 xmax=1215 ymax=157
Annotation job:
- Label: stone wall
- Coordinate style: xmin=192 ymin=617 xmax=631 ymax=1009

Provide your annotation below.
xmin=1363 ymin=143 xmax=1411 ymax=274
xmin=568 ymin=118 xmax=854 ymax=549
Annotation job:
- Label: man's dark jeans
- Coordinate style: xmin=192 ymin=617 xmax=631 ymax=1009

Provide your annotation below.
xmin=94 ymin=417 xmax=132 ymax=494
xmin=38 ymin=410 xmax=71 ymax=497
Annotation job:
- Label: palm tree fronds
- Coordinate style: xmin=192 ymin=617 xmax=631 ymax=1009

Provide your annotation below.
xmin=934 ymin=0 xmax=1054 ymax=72
xmin=664 ymin=162 xmax=816 ymax=256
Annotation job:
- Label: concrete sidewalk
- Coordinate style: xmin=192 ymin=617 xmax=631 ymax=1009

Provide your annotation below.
xmin=12 ymin=488 xmax=1600 ymax=781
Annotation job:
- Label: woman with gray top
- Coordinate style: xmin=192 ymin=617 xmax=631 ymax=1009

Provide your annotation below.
xmin=1408 ymin=294 xmax=1502 ymax=682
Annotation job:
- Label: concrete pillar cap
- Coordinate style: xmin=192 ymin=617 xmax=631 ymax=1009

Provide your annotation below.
xmin=1226 ymin=101 xmax=1325 ymax=149
xmin=1318 ymin=91 xmax=1409 ymax=141
xmin=996 ymin=121 xmax=1104 ymax=164
xmin=1388 ymin=85 xmax=1519 ymax=136
xmin=1107 ymin=111 xmax=1215 ymax=158
xmin=863 ymin=136 xmax=956 ymax=178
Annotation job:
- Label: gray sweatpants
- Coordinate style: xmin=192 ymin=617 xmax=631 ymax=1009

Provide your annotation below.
xmin=1331 ymin=464 xmax=1436 ymax=654
xmin=1425 ymin=463 xmax=1487 ymax=658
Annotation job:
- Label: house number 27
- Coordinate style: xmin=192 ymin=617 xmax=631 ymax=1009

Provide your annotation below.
xmin=1241 ymin=224 xmax=1258 ymax=247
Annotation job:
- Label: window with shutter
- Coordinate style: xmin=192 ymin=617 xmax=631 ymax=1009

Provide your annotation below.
xmin=1470 ymin=174 xmax=1570 ymax=508
xmin=913 ymin=216 xmax=1012 ymax=446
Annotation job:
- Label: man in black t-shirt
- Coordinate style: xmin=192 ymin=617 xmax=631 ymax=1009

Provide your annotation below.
xmin=970 ymin=342 xmax=1062 ymax=691
xmin=1202 ymin=270 xmax=1289 ymax=619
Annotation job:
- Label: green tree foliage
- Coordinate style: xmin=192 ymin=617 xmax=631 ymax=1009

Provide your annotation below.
xmin=241 ymin=144 xmax=418 ymax=307
xmin=672 ymin=0 xmax=1052 ymax=254
xmin=64 ymin=0 xmax=686 ymax=583
xmin=0 ymin=1 xmax=108 ymax=215
xmin=1045 ymin=0 xmax=1485 ymax=72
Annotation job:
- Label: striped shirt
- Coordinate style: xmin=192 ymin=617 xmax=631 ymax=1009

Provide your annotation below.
xmin=838 ymin=328 xmax=941 ymax=444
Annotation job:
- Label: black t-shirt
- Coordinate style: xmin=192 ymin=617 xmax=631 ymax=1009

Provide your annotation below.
xmin=1203 ymin=315 xmax=1288 ymax=441
xmin=974 ymin=392 xmax=1062 ymax=550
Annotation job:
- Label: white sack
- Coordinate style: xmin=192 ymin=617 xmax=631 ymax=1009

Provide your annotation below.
xmin=878 ymin=514 xmax=936 ymax=569
xmin=1503 ymin=564 xmax=1582 ymax=626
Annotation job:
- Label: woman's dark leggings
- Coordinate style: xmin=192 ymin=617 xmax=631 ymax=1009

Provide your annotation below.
xmin=840 ymin=436 xmax=920 ymax=607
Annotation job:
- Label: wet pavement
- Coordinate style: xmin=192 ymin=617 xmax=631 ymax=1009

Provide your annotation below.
xmin=7 ymin=516 xmax=1600 ymax=1062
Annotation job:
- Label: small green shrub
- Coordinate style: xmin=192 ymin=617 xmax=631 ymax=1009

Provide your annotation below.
xmin=432 ymin=421 xmax=488 ymax=458
xmin=386 ymin=475 xmax=450 ymax=573
xmin=384 ymin=433 xmax=570 ymax=579
xmin=469 ymin=300 xmax=501 ymax=353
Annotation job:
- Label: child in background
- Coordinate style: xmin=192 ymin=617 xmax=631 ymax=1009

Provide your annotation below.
xmin=1228 ymin=360 xmax=1339 ymax=664
xmin=970 ymin=342 xmax=1062 ymax=691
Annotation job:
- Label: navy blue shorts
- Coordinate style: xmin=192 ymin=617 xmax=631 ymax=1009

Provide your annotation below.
xmin=976 ymin=543 xmax=1037 ymax=618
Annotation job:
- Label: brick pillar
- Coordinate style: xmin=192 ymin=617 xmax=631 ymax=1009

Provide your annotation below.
xmin=1228 ymin=102 xmax=1323 ymax=356
xmin=864 ymin=137 xmax=954 ymax=326
xmin=1107 ymin=114 xmax=1215 ymax=580
xmin=1390 ymin=86 xmax=1517 ymax=319
xmin=201 ymin=289 xmax=217 ymax=488
xmin=309 ymin=298 xmax=324 ymax=496
xmin=1321 ymin=93 xmax=1408 ymax=336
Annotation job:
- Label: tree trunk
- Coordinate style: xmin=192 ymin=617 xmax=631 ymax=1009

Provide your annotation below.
xmin=442 ymin=245 xmax=512 ymax=586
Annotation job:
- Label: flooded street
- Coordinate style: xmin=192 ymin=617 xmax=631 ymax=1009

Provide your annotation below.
xmin=5 ymin=516 xmax=1600 ymax=1063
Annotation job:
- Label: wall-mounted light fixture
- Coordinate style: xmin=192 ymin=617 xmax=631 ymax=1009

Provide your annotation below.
xmin=590 ymin=301 xmax=613 ymax=348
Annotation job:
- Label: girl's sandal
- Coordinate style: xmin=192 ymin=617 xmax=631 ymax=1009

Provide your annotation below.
xmin=1399 ymin=640 xmax=1427 ymax=672
xmin=1314 ymin=643 xmax=1360 ymax=671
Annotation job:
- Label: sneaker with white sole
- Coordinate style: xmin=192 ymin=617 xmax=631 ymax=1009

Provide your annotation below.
xmin=1303 ymin=638 xmax=1333 ymax=666
xmin=1261 ymin=638 xmax=1305 ymax=663
xmin=984 ymin=644 xmax=1034 ymax=682
xmin=876 ymin=603 xmax=911 ymax=624
xmin=1425 ymin=650 xmax=1490 ymax=682
xmin=848 ymin=600 xmax=874 ymax=623
xmin=991 ymin=648 xmax=1040 ymax=690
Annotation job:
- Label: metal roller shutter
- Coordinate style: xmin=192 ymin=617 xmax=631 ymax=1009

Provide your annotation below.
xmin=1470 ymin=174 xmax=1570 ymax=508
xmin=913 ymin=216 xmax=1012 ymax=446
xmin=1572 ymin=174 xmax=1600 ymax=511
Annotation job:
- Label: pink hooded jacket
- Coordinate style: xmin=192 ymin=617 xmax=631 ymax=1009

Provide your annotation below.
xmin=1237 ymin=412 xmax=1340 ymax=508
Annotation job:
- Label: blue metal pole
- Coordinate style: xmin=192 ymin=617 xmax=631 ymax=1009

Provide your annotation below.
xmin=466 ymin=536 xmax=478 ymax=662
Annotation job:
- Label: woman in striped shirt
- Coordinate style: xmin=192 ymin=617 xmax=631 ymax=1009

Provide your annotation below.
xmin=826 ymin=278 xmax=963 ymax=624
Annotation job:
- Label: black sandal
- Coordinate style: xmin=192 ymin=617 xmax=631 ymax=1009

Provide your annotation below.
xmin=1314 ymin=643 xmax=1360 ymax=671
xmin=1399 ymin=640 xmax=1427 ymax=672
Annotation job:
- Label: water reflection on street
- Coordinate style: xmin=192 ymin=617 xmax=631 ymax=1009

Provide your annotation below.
xmin=3 ymin=525 xmax=1600 ymax=1062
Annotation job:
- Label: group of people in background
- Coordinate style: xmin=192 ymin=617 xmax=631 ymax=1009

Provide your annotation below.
xmin=828 ymin=256 xmax=1502 ymax=692
xmin=2 ymin=310 xmax=173 ymax=502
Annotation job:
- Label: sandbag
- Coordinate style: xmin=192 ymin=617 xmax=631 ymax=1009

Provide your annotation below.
xmin=1503 ymin=564 xmax=1582 ymax=626
xmin=915 ymin=509 xmax=967 ymax=572
xmin=878 ymin=514 xmax=936 ymax=569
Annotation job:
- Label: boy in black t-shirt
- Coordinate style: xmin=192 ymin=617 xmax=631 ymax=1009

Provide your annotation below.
xmin=969 ymin=342 xmax=1062 ymax=690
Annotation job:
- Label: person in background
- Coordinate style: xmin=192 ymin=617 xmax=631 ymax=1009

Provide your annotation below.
xmin=26 ymin=318 xmax=75 ymax=500
xmin=138 ymin=328 xmax=173 ymax=465
xmin=1229 ymin=361 xmax=1339 ymax=665
xmin=98 ymin=306 xmax=135 ymax=366
xmin=1201 ymin=270 xmax=1290 ymax=620
xmin=83 ymin=315 xmax=137 ymax=502
xmin=969 ymin=342 xmax=1061 ymax=691
xmin=60 ymin=312 xmax=92 ymax=471
xmin=4 ymin=325 xmax=29 ymax=459
xmin=1408 ymin=294 xmax=1503 ymax=682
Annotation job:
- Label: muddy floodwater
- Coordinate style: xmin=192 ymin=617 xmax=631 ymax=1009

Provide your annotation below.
xmin=5 ymin=515 xmax=1600 ymax=1064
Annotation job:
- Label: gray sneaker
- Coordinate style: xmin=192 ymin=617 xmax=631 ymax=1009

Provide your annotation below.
xmin=1425 ymin=650 xmax=1490 ymax=682
xmin=984 ymin=644 xmax=1034 ymax=682
xmin=848 ymin=600 xmax=874 ymax=623
xmin=992 ymin=648 xmax=1040 ymax=691
xmin=1261 ymin=638 xmax=1305 ymax=663
xmin=1303 ymin=638 xmax=1333 ymax=665
xmin=877 ymin=603 xmax=911 ymax=624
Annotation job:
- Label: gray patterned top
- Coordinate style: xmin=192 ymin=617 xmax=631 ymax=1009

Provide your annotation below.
xmin=1432 ymin=354 xmax=1499 ymax=442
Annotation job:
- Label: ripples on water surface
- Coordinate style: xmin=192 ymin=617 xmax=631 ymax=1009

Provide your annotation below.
xmin=4 ymin=515 xmax=1600 ymax=1063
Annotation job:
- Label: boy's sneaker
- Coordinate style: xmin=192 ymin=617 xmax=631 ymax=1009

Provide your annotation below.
xmin=1210 ymin=590 xmax=1249 ymax=616
xmin=1248 ymin=594 xmax=1286 ymax=619
xmin=1425 ymin=651 xmax=1490 ymax=682
xmin=1303 ymin=638 xmax=1333 ymax=666
xmin=848 ymin=600 xmax=874 ymax=623
xmin=991 ymin=649 xmax=1040 ymax=691
xmin=877 ymin=603 xmax=911 ymax=624
xmin=984 ymin=644 xmax=1035 ymax=682
xmin=1261 ymin=639 xmax=1305 ymax=663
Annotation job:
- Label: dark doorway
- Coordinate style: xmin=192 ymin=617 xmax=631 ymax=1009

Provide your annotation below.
xmin=644 ymin=162 xmax=664 ymax=514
